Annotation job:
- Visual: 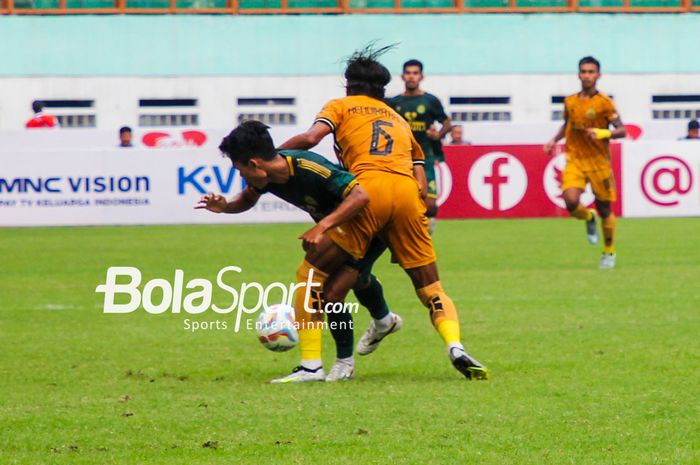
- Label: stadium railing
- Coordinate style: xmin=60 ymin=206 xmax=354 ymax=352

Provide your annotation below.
xmin=1 ymin=0 xmax=699 ymax=13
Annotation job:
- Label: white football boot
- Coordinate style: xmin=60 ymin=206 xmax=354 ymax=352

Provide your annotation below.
xmin=270 ymin=365 xmax=325 ymax=384
xmin=325 ymin=359 xmax=355 ymax=382
xmin=599 ymin=253 xmax=616 ymax=270
xmin=356 ymin=313 xmax=403 ymax=356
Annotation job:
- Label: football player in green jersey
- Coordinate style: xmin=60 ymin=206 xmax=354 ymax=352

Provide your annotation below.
xmin=196 ymin=121 xmax=400 ymax=383
xmin=386 ymin=59 xmax=452 ymax=234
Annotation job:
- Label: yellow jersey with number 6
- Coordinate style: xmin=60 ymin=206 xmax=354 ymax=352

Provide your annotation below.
xmin=315 ymin=95 xmax=424 ymax=178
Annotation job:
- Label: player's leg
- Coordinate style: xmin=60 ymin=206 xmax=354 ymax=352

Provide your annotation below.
xmin=403 ymin=262 xmax=488 ymax=380
xmin=383 ymin=175 xmax=489 ymax=380
xmin=562 ymin=166 xmax=598 ymax=244
xmin=424 ymin=159 xmax=439 ymax=234
xmin=351 ymin=239 xmax=403 ymax=356
xmin=322 ymin=251 xmax=402 ymax=380
xmin=590 ymin=168 xmax=618 ymax=269
xmin=271 ymin=236 xmax=350 ymax=384
xmin=323 ymin=266 xmax=359 ymax=381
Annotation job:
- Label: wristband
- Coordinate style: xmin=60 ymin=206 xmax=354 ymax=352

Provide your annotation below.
xmin=592 ymin=128 xmax=612 ymax=140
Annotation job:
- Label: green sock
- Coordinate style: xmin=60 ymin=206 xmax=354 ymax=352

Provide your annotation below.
xmin=353 ymin=274 xmax=390 ymax=321
xmin=327 ymin=308 xmax=354 ymax=359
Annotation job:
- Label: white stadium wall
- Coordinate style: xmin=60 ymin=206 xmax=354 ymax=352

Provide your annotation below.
xmin=2 ymin=73 xmax=700 ymax=131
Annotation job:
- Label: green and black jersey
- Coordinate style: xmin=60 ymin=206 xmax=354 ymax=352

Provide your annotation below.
xmin=253 ymin=150 xmax=358 ymax=222
xmin=385 ymin=92 xmax=448 ymax=162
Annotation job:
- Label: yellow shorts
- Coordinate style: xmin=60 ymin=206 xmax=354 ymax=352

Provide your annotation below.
xmin=561 ymin=161 xmax=617 ymax=202
xmin=326 ymin=172 xmax=436 ymax=269
xmin=326 ymin=206 xmax=376 ymax=261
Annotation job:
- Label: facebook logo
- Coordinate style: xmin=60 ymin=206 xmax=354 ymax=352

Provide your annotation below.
xmin=468 ymin=152 xmax=527 ymax=211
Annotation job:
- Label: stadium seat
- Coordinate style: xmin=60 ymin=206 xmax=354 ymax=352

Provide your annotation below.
xmin=239 ymin=0 xmax=281 ymax=8
xmin=516 ymin=0 xmax=567 ymax=7
xmin=349 ymin=0 xmax=394 ymax=7
xmin=14 ymin=0 xmax=59 ymax=7
xmin=176 ymin=0 xmax=226 ymax=7
xmin=463 ymin=0 xmax=509 ymax=7
xmin=66 ymin=0 xmax=115 ymax=7
xmin=288 ymin=0 xmax=337 ymax=7
xmin=401 ymin=0 xmax=455 ymax=7
xmin=126 ymin=0 xmax=169 ymax=6
xmin=578 ymin=0 xmax=623 ymax=6
xmin=629 ymin=0 xmax=681 ymax=6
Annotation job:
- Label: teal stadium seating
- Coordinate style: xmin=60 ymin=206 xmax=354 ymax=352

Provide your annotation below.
xmin=6 ymin=0 xmax=696 ymax=10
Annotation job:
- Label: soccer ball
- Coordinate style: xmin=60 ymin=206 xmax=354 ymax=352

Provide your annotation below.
xmin=256 ymin=303 xmax=298 ymax=352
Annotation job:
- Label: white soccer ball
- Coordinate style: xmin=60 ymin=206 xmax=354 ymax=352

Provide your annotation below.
xmin=256 ymin=303 xmax=298 ymax=352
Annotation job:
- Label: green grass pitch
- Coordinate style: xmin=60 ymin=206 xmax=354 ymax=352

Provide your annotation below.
xmin=1 ymin=218 xmax=699 ymax=464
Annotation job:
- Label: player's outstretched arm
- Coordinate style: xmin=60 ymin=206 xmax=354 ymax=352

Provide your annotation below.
xmin=278 ymin=122 xmax=332 ymax=151
xmin=299 ymin=185 xmax=369 ymax=251
xmin=194 ymin=185 xmax=261 ymax=214
xmin=545 ymin=122 xmax=566 ymax=155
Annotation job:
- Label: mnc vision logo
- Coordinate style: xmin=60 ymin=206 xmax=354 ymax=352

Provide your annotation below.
xmin=0 ymin=176 xmax=150 ymax=194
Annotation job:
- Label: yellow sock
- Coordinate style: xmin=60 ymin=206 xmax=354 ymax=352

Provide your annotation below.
xmin=416 ymin=281 xmax=461 ymax=346
xmin=298 ymin=328 xmax=322 ymax=362
xmin=436 ymin=320 xmax=461 ymax=346
xmin=294 ymin=260 xmax=328 ymax=362
xmin=602 ymin=213 xmax=616 ymax=254
xmin=571 ymin=204 xmax=593 ymax=221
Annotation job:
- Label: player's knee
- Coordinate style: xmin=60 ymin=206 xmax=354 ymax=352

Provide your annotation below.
xmin=323 ymin=285 xmax=343 ymax=307
xmin=563 ymin=197 xmax=579 ymax=212
xmin=353 ymin=274 xmax=372 ymax=291
xmin=596 ymin=202 xmax=611 ymax=218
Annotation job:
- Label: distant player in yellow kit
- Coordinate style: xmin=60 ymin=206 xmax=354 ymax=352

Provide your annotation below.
xmin=545 ymin=56 xmax=626 ymax=269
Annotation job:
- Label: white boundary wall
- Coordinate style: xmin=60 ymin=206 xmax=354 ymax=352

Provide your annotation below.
xmin=2 ymin=74 xmax=700 ymax=131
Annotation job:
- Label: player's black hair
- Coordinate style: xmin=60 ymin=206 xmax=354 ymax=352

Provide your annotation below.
xmin=344 ymin=43 xmax=395 ymax=100
xmin=219 ymin=120 xmax=277 ymax=165
xmin=119 ymin=126 xmax=132 ymax=134
xmin=579 ymin=56 xmax=601 ymax=72
xmin=32 ymin=100 xmax=45 ymax=113
xmin=403 ymin=59 xmax=423 ymax=73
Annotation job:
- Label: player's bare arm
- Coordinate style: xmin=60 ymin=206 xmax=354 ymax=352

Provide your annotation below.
xmin=194 ymin=185 xmax=261 ymax=213
xmin=413 ymin=164 xmax=429 ymax=200
xmin=435 ymin=118 xmax=452 ymax=140
xmin=545 ymin=119 xmax=567 ymax=155
xmin=279 ymin=122 xmax=332 ymax=151
xmin=299 ymin=184 xmax=369 ymax=252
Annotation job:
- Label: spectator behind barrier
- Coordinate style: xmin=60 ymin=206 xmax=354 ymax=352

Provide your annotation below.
xmin=119 ymin=126 xmax=133 ymax=147
xmin=449 ymin=125 xmax=469 ymax=145
xmin=680 ymin=120 xmax=699 ymax=140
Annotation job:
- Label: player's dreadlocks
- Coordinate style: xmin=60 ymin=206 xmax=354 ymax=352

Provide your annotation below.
xmin=344 ymin=43 xmax=396 ymax=100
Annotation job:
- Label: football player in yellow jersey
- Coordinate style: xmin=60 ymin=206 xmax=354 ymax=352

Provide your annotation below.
xmin=280 ymin=46 xmax=489 ymax=381
xmin=544 ymin=56 xmax=626 ymax=269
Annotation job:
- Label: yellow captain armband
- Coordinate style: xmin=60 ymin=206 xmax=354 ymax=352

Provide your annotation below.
xmin=592 ymin=128 xmax=612 ymax=140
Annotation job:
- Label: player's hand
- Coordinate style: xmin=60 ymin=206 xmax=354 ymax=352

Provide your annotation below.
xmin=427 ymin=128 xmax=441 ymax=141
xmin=299 ymin=223 xmax=327 ymax=253
xmin=195 ymin=192 xmax=227 ymax=213
xmin=544 ymin=140 xmax=556 ymax=155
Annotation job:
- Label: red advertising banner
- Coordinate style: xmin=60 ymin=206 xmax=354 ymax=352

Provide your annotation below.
xmin=437 ymin=145 xmax=622 ymax=219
